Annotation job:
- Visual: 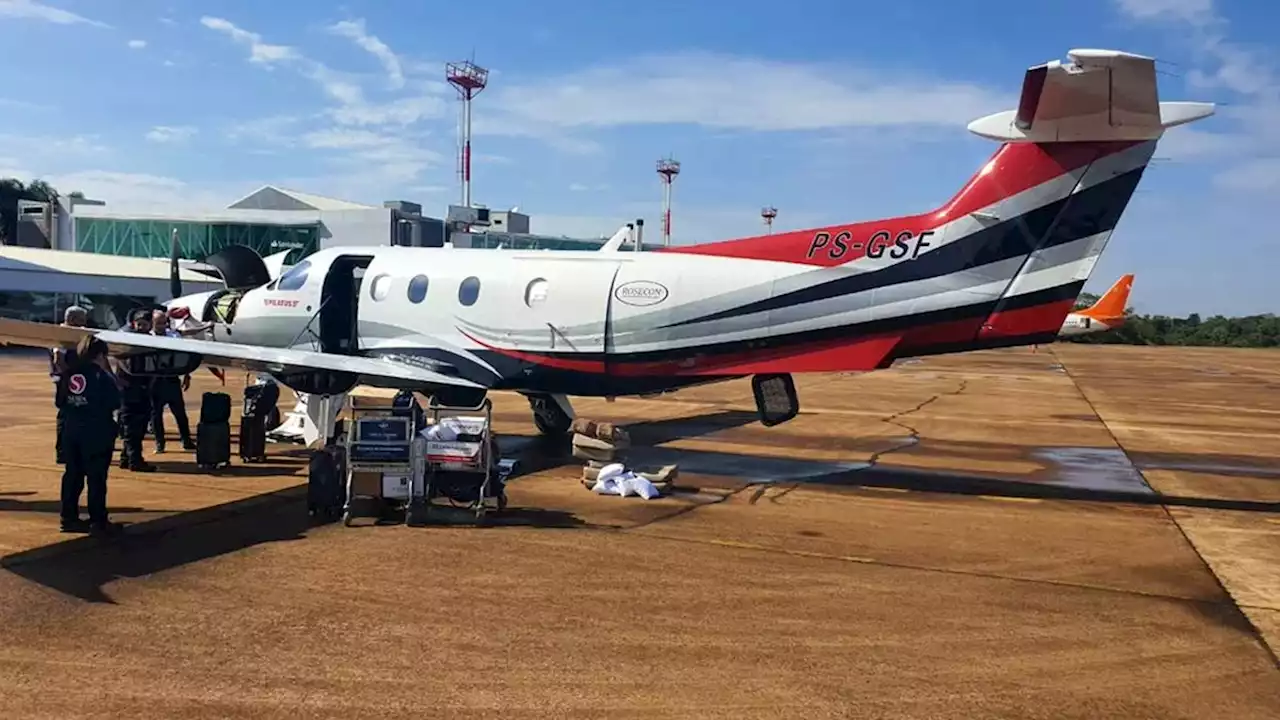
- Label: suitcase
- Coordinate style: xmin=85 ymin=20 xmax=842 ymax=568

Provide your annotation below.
xmin=200 ymin=392 xmax=232 ymax=424
xmin=196 ymin=421 xmax=231 ymax=469
xmin=307 ymin=445 xmax=347 ymax=523
xmin=243 ymin=382 xmax=280 ymax=419
xmin=238 ymin=414 xmax=267 ymax=462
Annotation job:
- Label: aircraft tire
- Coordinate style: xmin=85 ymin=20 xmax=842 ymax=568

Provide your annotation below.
xmin=528 ymin=394 xmax=572 ymax=436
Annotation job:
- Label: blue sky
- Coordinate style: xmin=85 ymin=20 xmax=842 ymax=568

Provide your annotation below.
xmin=0 ymin=0 xmax=1276 ymax=316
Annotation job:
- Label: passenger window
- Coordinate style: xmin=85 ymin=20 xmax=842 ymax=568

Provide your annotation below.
xmin=525 ymin=278 xmax=548 ymax=307
xmin=408 ymin=275 xmax=429 ymax=304
xmin=370 ymin=273 xmax=392 ymax=302
xmin=276 ymin=260 xmax=310 ymax=291
xmin=458 ymin=276 xmax=481 ymax=306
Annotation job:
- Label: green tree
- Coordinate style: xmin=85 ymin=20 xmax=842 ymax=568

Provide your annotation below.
xmin=0 ymin=177 xmax=59 ymax=247
xmin=1067 ymin=309 xmax=1280 ymax=348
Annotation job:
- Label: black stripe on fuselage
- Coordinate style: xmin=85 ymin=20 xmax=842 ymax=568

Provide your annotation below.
xmin=471 ymin=280 xmax=1080 ymax=394
xmin=467 ymin=281 xmax=1084 ymax=396
xmin=365 ymin=346 xmax=505 ymax=387
xmin=662 ymin=165 xmax=1146 ymax=329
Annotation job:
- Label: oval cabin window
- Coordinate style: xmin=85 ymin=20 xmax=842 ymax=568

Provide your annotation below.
xmin=407 ymin=275 xmax=429 ymax=304
xmin=370 ymin=273 xmax=392 ymax=302
xmin=458 ymin=276 xmax=481 ymax=306
xmin=525 ymin=278 xmax=548 ymax=307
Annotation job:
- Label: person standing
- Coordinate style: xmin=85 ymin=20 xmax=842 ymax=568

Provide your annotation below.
xmin=57 ymin=336 xmax=123 ymax=535
xmin=51 ymin=305 xmax=88 ymax=464
xmin=149 ymin=309 xmax=195 ymax=453
xmin=115 ymin=310 xmax=156 ymax=472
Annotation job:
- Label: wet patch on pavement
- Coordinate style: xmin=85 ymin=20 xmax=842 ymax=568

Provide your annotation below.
xmin=1029 ymin=447 xmax=1154 ymax=494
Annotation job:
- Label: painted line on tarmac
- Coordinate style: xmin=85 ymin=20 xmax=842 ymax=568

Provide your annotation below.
xmin=704 ymin=537 xmax=877 ymax=565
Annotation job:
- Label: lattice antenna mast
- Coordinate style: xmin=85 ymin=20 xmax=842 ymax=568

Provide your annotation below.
xmin=656 ymin=157 xmax=680 ymax=247
xmin=446 ymin=60 xmax=489 ymax=208
xmin=761 ymin=206 xmax=777 ymax=234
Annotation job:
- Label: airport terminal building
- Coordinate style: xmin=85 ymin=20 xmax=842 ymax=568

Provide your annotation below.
xmin=1 ymin=186 xmax=639 ymax=329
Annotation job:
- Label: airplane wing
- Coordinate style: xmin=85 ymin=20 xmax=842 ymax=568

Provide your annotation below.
xmin=0 ymin=318 xmax=483 ymax=393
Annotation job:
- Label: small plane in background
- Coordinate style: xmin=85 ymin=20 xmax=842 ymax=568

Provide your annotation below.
xmin=0 ymin=48 xmax=1214 ymax=436
xmin=1058 ymin=274 xmax=1135 ymax=337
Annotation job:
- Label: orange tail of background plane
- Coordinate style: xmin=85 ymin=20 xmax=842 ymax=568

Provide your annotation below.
xmin=1077 ymin=274 xmax=1134 ymax=324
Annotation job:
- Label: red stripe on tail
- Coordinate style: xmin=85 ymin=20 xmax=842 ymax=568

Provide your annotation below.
xmin=661 ymin=141 xmax=1140 ymax=268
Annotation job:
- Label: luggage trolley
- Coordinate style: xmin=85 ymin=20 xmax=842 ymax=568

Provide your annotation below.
xmin=408 ymin=396 xmax=507 ymax=525
xmin=342 ymin=395 xmax=416 ymax=527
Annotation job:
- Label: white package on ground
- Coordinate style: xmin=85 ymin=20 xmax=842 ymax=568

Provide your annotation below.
xmin=591 ymin=462 xmax=661 ymax=500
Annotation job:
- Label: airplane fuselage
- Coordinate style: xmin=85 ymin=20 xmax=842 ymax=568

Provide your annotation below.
xmin=193 ymin=244 xmax=886 ymax=397
xmin=185 ymin=219 xmax=1085 ymax=399
xmin=1058 ymin=312 xmax=1119 ymax=337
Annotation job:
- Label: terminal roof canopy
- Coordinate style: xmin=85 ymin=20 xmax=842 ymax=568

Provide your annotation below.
xmin=0 ymin=245 xmax=223 ymax=298
xmin=227 ymin=186 xmax=377 ymax=212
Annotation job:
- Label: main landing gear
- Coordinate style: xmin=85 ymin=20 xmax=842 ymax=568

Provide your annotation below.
xmin=526 ymin=393 xmax=574 ymax=436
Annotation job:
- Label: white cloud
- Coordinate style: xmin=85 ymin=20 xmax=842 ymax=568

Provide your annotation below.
xmin=1212 ymin=157 xmax=1280 ymax=193
xmin=0 ymin=0 xmax=109 ymax=28
xmin=533 ymin=204 xmax=832 ymax=245
xmin=45 ymin=170 xmax=241 ymax=213
xmin=145 ymin=125 xmax=197 ymax=144
xmin=328 ymin=18 xmax=404 ymax=90
xmin=0 ymin=132 xmax=108 ymax=158
xmin=199 ymin=16 xmax=297 ymax=65
xmin=485 ymin=53 xmax=1011 ymax=133
xmin=199 ymin=17 xmax=453 ymax=195
xmin=1114 ymin=0 xmax=1215 ymax=22
xmin=127 ymin=39 xmax=146 ymax=50
xmin=1113 ymin=0 xmax=1280 ymax=194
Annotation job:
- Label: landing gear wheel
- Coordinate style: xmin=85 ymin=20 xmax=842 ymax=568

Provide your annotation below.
xmin=528 ymin=395 xmax=572 ymax=436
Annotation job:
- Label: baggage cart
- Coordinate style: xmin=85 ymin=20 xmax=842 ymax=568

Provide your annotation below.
xmin=407 ymin=396 xmax=507 ymax=525
xmin=342 ymin=394 xmax=416 ymax=527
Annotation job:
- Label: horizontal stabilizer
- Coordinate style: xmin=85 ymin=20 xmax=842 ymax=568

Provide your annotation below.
xmin=968 ymin=48 xmax=1215 ymax=143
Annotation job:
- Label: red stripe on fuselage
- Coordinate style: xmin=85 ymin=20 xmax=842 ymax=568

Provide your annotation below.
xmin=978 ymin=297 xmax=1078 ymax=340
xmin=660 ymin=141 xmax=1141 ymax=268
xmin=462 ymin=294 xmax=1074 ymax=379
xmin=459 ymin=329 xmax=903 ymax=376
xmin=891 ymin=296 xmax=1077 ymax=355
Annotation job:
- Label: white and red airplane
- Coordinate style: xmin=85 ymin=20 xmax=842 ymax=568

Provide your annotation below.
xmin=1058 ymin=273 xmax=1135 ymax=337
xmin=0 ymin=48 xmax=1213 ymax=435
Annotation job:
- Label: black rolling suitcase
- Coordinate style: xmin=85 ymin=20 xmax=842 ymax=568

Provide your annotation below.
xmin=238 ymin=416 xmax=267 ymax=462
xmin=239 ymin=383 xmax=277 ymax=463
xmin=307 ymin=444 xmax=347 ymax=523
xmin=196 ymin=391 xmax=232 ymax=470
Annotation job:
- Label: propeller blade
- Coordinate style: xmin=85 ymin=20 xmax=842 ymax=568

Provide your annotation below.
xmin=169 ymin=227 xmax=182 ymax=299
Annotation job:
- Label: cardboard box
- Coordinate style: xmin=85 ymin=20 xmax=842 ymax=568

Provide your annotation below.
xmin=350 ymin=470 xmax=382 ymax=498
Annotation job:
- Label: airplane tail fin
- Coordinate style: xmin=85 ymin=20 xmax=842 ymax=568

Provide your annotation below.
xmin=945 ymin=50 xmax=1211 ymax=349
xmin=967 ymin=49 xmax=1215 ymax=144
xmin=643 ymin=50 xmax=1211 ymax=372
xmin=1077 ymin=274 xmax=1134 ymax=322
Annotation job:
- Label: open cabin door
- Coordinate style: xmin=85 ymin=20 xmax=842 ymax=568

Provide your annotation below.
xmin=319 ymin=255 xmax=372 ymax=355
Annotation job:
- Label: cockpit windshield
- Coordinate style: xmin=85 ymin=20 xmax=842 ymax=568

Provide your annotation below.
xmin=276 ymin=260 xmax=311 ymax=291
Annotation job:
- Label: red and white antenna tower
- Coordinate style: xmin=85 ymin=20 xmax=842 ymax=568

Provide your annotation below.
xmin=761 ymin=206 xmax=777 ymax=234
xmin=656 ymin=156 xmax=680 ymax=247
xmin=446 ymin=60 xmax=489 ymax=208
